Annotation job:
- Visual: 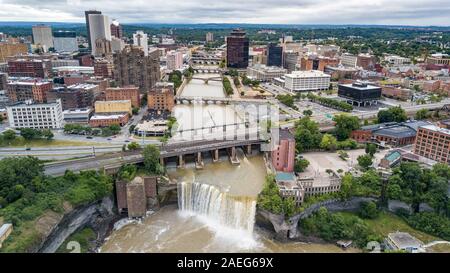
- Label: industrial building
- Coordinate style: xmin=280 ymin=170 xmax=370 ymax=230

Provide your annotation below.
xmin=413 ymin=124 xmax=450 ymax=164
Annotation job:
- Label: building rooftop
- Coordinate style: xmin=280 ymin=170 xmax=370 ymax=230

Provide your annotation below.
xmin=90 ymin=113 xmax=128 ymax=120
xmin=275 ymin=172 xmax=296 ymax=182
xmin=67 ymin=83 xmax=98 ymax=90
xmin=339 ymin=81 xmax=381 ymax=90
xmin=387 ymin=232 xmax=423 ymax=250
xmin=361 ymin=120 xmax=431 ymax=139
xmin=279 ymin=128 xmax=295 ymax=140
xmin=420 ymin=124 xmax=450 ymax=135
xmin=7 ymin=79 xmax=52 ymax=86
xmin=285 ymin=70 xmax=330 ymax=78
xmin=95 ymin=100 xmax=131 ymax=104
xmin=63 ymin=108 xmax=92 ymax=114
xmin=8 ymin=99 xmax=61 ymax=108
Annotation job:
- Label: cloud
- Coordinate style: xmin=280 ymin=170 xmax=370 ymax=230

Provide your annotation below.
xmin=0 ymin=0 xmax=448 ymax=25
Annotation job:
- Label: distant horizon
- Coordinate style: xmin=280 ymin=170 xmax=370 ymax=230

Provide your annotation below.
xmin=0 ymin=21 xmax=449 ymax=28
xmin=2 ymin=1 xmax=449 ymax=26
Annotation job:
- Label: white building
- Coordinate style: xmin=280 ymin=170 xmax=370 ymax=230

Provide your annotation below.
xmin=7 ymin=99 xmax=64 ymax=129
xmin=284 ymin=70 xmax=331 ymax=92
xmin=340 ymin=53 xmax=358 ymax=68
xmin=247 ymin=64 xmax=287 ymax=82
xmin=53 ymin=31 xmax=78 ymax=53
xmin=32 ymin=25 xmax=53 ymax=52
xmin=88 ymin=14 xmax=111 ymax=56
xmin=111 ymin=37 xmax=125 ymax=53
xmin=166 ymin=51 xmax=183 ymax=70
xmin=133 ymin=31 xmax=149 ymax=56
xmin=384 ymin=55 xmax=411 ymax=66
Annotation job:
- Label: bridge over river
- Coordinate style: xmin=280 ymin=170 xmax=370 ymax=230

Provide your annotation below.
xmin=44 ymin=138 xmax=267 ymax=176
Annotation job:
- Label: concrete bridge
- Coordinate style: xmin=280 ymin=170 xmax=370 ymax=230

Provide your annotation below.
xmin=175 ymin=96 xmax=269 ymax=105
xmin=44 ymin=138 xmax=267 ymax=176
xmin=193 ymin=67 xmax=222 ymax=73
xmin=191 ymin=76 xmax=222 ymax=84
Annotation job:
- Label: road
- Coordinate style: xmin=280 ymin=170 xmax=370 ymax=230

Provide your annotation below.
xmin=0 ymin=145 xmax=124 ymax=160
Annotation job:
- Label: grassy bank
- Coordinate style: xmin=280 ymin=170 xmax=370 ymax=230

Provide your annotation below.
xmin=56 ymin=228 xmax=96 ymax=253
xmin=340 ymin=211 xmax=440 ymax=244
xmin=2 ymin=139 xmax=109 ymax=148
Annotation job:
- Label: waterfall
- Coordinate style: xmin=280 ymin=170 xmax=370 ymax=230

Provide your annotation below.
xmin=178 ymin=182 xmax=256 ymax=233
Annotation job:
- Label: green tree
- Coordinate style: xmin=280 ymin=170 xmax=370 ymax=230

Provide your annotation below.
xmin=303 ymin=109 xmax=313 ymax=116
xmin=127 ymin=142 xmax=140 ymax=150
xmin=359 ymin=201 xmax=379 ymax=219
xmin=332 ymin=114 xmax=360 ymax=141
xmin=377 ymin=106 xmax=407 ymax=123
xmin=339 ymin=173 xmax=355 ymax=200
xmin=357 ymin=154 xmax=373 ymax=170
xmin=294 ymin=158 xmax=310 ymax=173
xmin=2 ymin=130 xmax=16 ymax=141
xmin=294 ymin=117 xmax=322 ymax=152
xmin=142 ymin=145 xmax=163 ymax=175
xmin=365 ymin=143 xmax=377 ymax=156
xmin=320 ymin=133 xmax=337 ymax=151
xmin=41 ymin=129 xmax=54 ymax=140
xmin=117 ymin=164 xmax=137 ymax=182
xmin=415 ymin=109 xmax=429 ymax=120
xmin=20 ymin=128 xmax=41 ymax=140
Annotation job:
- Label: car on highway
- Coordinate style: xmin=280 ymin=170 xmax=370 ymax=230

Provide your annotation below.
xmin=86 ymin=136 xmax=93 ymax=139
xmin=124 ymin=140 xmax=130 ymax=143
xmin=25 ymin=147 xmax=31 ymax=151
xmin=107 ymin=138 xmax=112 ymax=141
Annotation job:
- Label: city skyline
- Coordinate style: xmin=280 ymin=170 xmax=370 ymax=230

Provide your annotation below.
xmin=0 ymin=0 xmax=449 ymax=26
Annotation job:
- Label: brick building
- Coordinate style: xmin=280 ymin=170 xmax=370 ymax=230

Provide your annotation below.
xmin=7 ymin=79 xmax=53 ymax=103
xmin=351 ymin=120 xmax=431 ymax=146
xmin=7 ymin=59 xmax=52 ymax=78
xmin=94 ymin=57 xmax=114 ymax=78
xmin=114 ymin=45 xmax=160 ymax=93
xmin=47 ymin=83 xmax=98 ymax=110
xmin=104 ymin=86 xmax=140 ymax=107
xmin=89 ymin=113 xmax=129 ymax=127
xmin=272 ymin=129 xmax=295 ymax=172
xmin=148 ymin=82 xmax=175 ymax=112
xmin=413 ymin=125 xmax=450 ymax=164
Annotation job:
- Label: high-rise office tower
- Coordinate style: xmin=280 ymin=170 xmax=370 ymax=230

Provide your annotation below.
xmin=113 ymin=45 xmax=161 ymax=93
xmin=267 ymin=43 xmax=283 ymax=67
xmin=84 ymin=10 xmax=102 ymax=50
xmin=88 ymin=14 xmax=111 ymax=56
xmin=32 ymin=25 xmax=53 ymax=52
xmin=53 ymin=30 xmax=78 ymax=52
xmin=133 ymin=31 xmax=149 ymax=56
xmin=206 ymin=32 xmax=214 ymax=42
xmin=110 ymin=19 xmax=123 ymax=39
xmin=226 ymin=29 xmax=249 ymax=69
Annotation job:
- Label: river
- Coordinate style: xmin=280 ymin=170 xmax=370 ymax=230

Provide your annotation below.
xmin=99 ymin=72 xmax=356 ymax=253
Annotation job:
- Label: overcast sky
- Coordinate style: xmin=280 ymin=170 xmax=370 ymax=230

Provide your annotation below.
xmin=0 ymin=0 xmax=449 ymax=26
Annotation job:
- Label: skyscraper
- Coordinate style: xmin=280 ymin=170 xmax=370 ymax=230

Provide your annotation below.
xmin=133 ymin=31 xmax=149 ymax=56
xmin=84 ymin=10 xmax=102 ymax=50
xmin=267 ymin=43 xmax=283 ymax=67
xmin=88 ymin=14 xmax=111 ymax=56
xmin=114 ymin=45 xmax=161 ymax=93
xmin=32 ymin=25 xmax=53 ymax=52
xmin=110 ymin=19 xmax=123 ymax=39
xmin=206 ymin=32 xmax=214 ymax=42
xmin=226 ymin=29 xmax=249 ymax=69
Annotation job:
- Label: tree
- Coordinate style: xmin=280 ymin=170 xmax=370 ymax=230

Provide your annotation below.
xmin=117 ymin=164 xmax=137 ymax=182
xmin=377 ymin=106 xmax=407 ymax=123
xmin=303 ymin=109 xmax=313 ymax=116
xmin=294 ymin=158 xmax=310 ymax=173
xmin=2 ymin=130 xmax=16 ymax=141
xmin=365 ymin=143 xmax=377 ymax=156
xmin=20 ymin=128 xmax=41 ymax=140
xmin=332 ymin=114 xmax=360 ymax=141
xmin=294 ymin=117 xmax=322 ymax=152
xmin=127 ymin=142 xmax=140 ymax=150
xmin=359 ymin=201 xmax=379 ymax=219
xmin=320 ymin=133 xmax=337 ymax=151
xmin=41 ymin=129 xmax=54 ymax=140
xmin=415 ymin=109 xmax=429 ymax=120
xmin=132 ymin=107 xmax=139 ymax=115
xmin=357 ymin=154 xmax=373 ymax=170
xmin=142 ymin=145 xmax=163 ymax=175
